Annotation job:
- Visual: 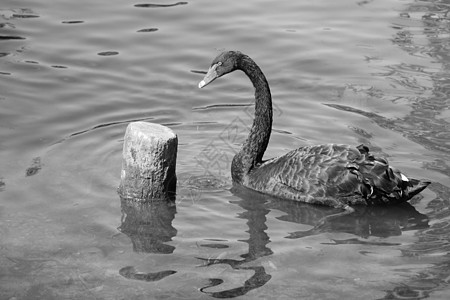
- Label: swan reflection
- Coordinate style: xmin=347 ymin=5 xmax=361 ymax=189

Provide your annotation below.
xmin=198 ymin=188 xmax=273 ymax=298
xmin=234 ymin=185 xmax=429 ymax=239
xmin=198 ymin=185 xmax=429 ymax=297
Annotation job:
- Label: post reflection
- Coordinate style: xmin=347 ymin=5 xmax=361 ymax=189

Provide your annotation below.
xmin=118 ymin=198 xmax=178 ymax=282
xmin=118 ymin=198 xmax=177 ymax=253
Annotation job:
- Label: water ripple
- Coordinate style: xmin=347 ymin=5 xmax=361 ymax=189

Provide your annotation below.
xmin=61 ymin=20 xmax=84 ymax=24
xmin=134 ymin=2 xmax=188 ymax=8
xmin=137 ymin=28 xmax=158 ymax=32
xmin=0 ymin=35 xmax=25 ymax=40
xmin=97 ymin=51 xmax=119 ymax=56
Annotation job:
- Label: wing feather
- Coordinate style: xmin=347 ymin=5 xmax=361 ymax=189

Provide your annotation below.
xmin=246 ymin=144 xmax=430 ymax=207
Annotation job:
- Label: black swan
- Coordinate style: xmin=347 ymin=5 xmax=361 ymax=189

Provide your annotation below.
xmin=198 ymin=51 xmax=430 ymax=209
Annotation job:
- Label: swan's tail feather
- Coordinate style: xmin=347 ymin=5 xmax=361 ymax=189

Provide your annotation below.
xmin=352 ymin=144 xmax=430 ymax=205
xmin=403 ymin=178 xmax=430 ymax=199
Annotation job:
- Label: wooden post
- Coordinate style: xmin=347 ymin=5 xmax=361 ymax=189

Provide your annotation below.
xmin=118 ymin=122 xmax=177 ymax=202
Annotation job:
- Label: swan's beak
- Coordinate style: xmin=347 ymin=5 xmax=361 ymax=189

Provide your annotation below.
xmin=198 ymin=64 xmax=219 ymax=88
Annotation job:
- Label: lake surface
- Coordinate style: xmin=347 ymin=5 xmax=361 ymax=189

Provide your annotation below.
xmin=1 ymin=0 xmax=450 ymax=299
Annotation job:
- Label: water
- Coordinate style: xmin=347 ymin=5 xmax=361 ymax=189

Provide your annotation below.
xmin=1 ymin=0 xmax=449 ymax=299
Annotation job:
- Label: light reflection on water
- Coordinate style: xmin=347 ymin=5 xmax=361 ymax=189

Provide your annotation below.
xmin=1 ymin=0 xmax=450 ymax=299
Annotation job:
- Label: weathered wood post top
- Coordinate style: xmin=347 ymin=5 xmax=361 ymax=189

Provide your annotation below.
xmin=118 ymin=122 xmax=177 ymax=202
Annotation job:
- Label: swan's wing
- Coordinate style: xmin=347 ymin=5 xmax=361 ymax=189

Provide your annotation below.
xmin=248 ymin=144 xmax=361 ymax=205
xmin=248 ymin=144 xmax=429 ymax=206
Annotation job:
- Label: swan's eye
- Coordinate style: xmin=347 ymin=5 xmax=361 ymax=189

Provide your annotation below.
xmin=217 ymin=62 xmax=222 ymax=66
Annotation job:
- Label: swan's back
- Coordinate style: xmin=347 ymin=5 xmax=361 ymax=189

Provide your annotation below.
xmin=246 ymin=144 xmax=429 ymax=207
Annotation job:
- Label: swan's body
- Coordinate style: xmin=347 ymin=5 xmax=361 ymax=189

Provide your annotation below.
xmin=198 ymin=51 xmax=430 ymax=208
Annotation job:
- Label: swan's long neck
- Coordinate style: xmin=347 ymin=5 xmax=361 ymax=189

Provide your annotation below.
xmin=232 ymin=54 xmax=273 ymax=183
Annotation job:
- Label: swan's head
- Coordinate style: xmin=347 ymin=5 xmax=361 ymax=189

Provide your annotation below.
xmin=198 ymin=51 xmax=241 ymax=88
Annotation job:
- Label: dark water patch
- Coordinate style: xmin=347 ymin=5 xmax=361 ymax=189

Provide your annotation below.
xmin=25 ymin=157 xmax=42 ymax=177
xmin=357 ymin=0 xmax=374 ymax=6
xmin=134 ymin=2 xmax=188 ymax=8
xmin=200 ymin=243 xmax=229 ymax=249
xmin=97 ymin=51 xmax=119 ymax=56
xmin=12 ymin=14 xmax=39 ymax=19
xmin=192 ymin=103 xmax=253 ymax=111
xmin=51 ymin=65 xmax=68 ymax=69
xmin=0 ymin=53 xmax=9 ymax=57
xmin=137 ymin=28 xmax=158 ymax=32
xmin=322 ymin=238 xmax=401 ymax=246
xmin=0 ymin=178 xmax=5 ymax=191
xmin=191 ymin=69 xmax=207 ymax=75
xmin=25 ymin=60 xmax=38 ymax=64
xmin=119 ymin=266 xmax=176 ymax=281
xmin=62 ymin=20 xmax=84 ymax=24
xmin=0 ymin=36 xmax=25 ymax=40
xmin=0 ymin=71 xmax=11 ymax=75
